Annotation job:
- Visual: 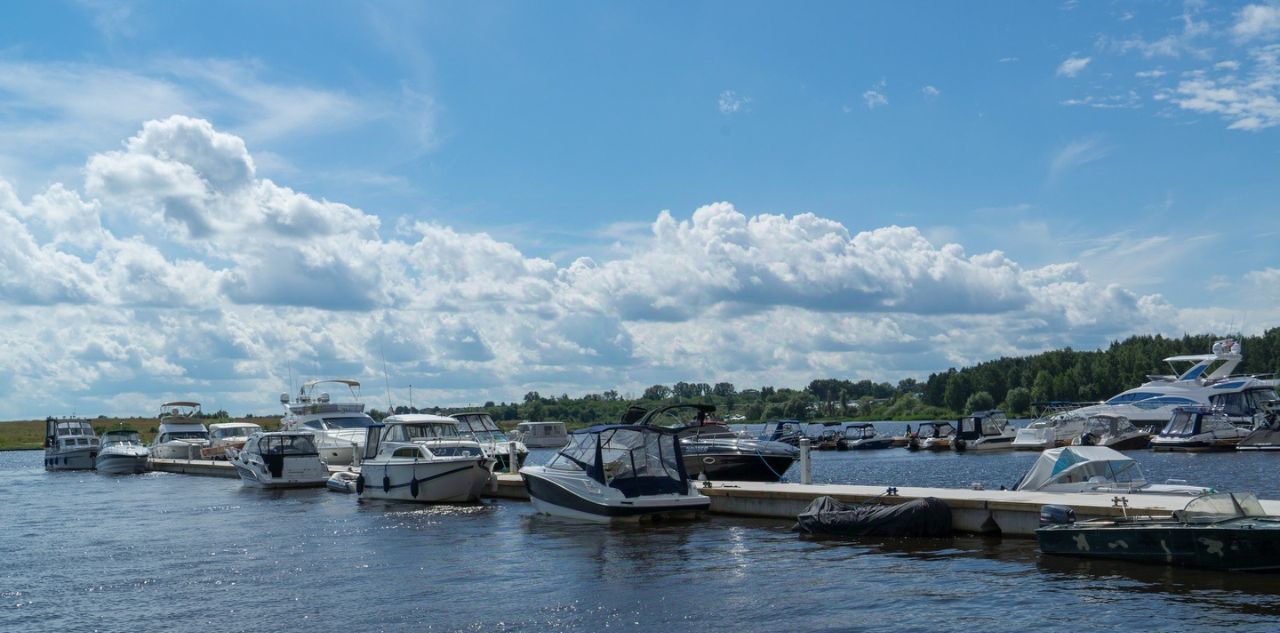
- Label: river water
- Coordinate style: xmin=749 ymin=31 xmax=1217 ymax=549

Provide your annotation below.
xmin=4 ymin=443 xmax=1280 ymax=632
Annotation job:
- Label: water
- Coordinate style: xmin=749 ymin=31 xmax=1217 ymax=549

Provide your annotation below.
xmin=4 ymin=447 xmax=1280 ymax=633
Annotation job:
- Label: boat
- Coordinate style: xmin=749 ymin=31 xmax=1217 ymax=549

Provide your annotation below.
xmin=148 ymin=402 xmax=211 ymax=460
xmin=451 ymin=411 xmax=528 ymax=471
xmin=1238 ymin=400 xmax=1280 ymax=451
xmin=202 ymin=421 xmax=262 ymax=459
xmin=1070 ymin=414 xmax=1150 ymax=450
xmin=511 ymin=421 xmax=569 ymax=448
xmin=279 ymin=379 xmax=377 ymax=465
xmin=355 ymin=414 xmax=494 ymax=503
xmin=230 ymin=431 xmax=331 ymax=488
xmin=813 ymin=428 xmax=843 ymax=450
xmin=95 ymin=428 xmax=149 ymax=474
xmin=520 ymin=423 xmax=710 ymax=522
xmin=795 ymin=495 xmax=953 ymax=537
xmin=1054 ymin=339 xmax=1278 ymax=431
xmin=1013 ymin=445 xmax=1213 ymax=496
xmin=1036 ymin=492 xmax=1280 ymax=571
xmin=1150 ymin=405 xmax=1251 ymax=452
xmin=906 ymin=421 xmax=956 ymax=451
xmin=633 ymin=403 xmax=798 ymax=482
xmin=759 ymin=419 xmax=806 ymax=447
xmin=326 ymin=470 xmax=360 ymax=493
xmin=43 ymin=417 xmax=99 ymax=471
xmin=1011 ymin=403 xmax=1089 ymax=450
xmin=840 ymin=423 xmax=894 ymax=450
xmin=953 ymin=410 xmax=1016 ymax=451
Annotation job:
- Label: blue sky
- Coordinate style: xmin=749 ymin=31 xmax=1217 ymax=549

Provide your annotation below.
xmin=1 ymin=1 xmax=1278 ymax=417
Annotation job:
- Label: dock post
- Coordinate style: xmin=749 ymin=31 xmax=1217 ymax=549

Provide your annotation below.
xmin=508 ymin=441 xmax=519 ymax=474
xmin=799 ymin=438 xmax=812 ymax=485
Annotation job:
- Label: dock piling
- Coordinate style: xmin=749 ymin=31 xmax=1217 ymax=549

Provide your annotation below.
xmin=799 ymin=438 xmax=812 ymax=485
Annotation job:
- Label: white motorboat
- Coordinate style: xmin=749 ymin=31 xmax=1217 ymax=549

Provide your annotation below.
xmin=202 ymin=422 xmax=262 ymax=459
xmin=1150 ymin=406 xmax=1251 ymax=452
xmin=280 ymin=379 xmax=377 ymax=465
xmin=1013 ymin=446 xmax=1213 ymax=496
xmin=1056 ymin=339 xmax=1278 ymax=430
xmin=355 ymin=414 xmax=494 ymax=503
xmin=43 ymin=417 xmax=98 ymax=471
xmin=451 ymin=411 xmax=528 ymax=471
xmin=231 ymin=432 xmax=331 ymax=488
xmin=906 ymin=421 xmax=956 ymax=451
xmin=953 ymin=410 xmax=1016 ymax=451
xmin=1011 ymin=406 xmax=1087 ymax=450
xmin=1070 ymin=414 xmax=1150 ymax=450
xmin=95 ymin=428 xmax=149 ymax=474
xmin=632 ymin=403 xmax=798 ymax=482
xmin=520 ymin=424 xmax=710 ymax=523
xmin=1238 ymin=401 xmax=1280 ymax=451
xmin=512 ymin=421 xmax=569 ymax=448
xmin=148 ymin=402 xmax=210 ymax=460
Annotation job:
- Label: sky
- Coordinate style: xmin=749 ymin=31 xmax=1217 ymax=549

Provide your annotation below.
xmin=1 ymin=0 xmax=1279 ymax=418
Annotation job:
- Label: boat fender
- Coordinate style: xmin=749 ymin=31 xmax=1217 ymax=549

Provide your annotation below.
xmin=382 ymin=476 xmax=391 ymax=493
xmin=355 ymin=474 xmax=365 ymax=494
xmin=410 ymin=477 xmax=420 ymax=498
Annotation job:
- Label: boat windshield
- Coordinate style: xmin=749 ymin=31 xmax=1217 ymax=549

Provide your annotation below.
xmin=1161 ymin=410 xmax=1197 ymax=436
xmin=1182 ymin=492 xmax=1267 ymax=521
xmin=844 ymin=426 xmax=875 ymax=439
xmin=454 ymin=414 xmax=509 ymax=442
xmin=160 ymin=431 xmax=208 ymax=441
xmin=1047 ymin=459 xmax=1145 ymax=487
xmin=553 ymin=427 xmax=687 ymax=497
xmin=257 ymin=434 xmax=318 ymax=456
xmin=104 ymin=432 xmax=142 ymax=445
xmin=212 ymin=426 xmax=259 ymax=439
xmin=323 ymin=416 xmax=375 ymax=430
xmin=395 ymin=423 xmax=460 ymax=441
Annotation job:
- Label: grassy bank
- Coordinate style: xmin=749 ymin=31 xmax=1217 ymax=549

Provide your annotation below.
xmin=0 ymin=417 xmax=282 ymax=451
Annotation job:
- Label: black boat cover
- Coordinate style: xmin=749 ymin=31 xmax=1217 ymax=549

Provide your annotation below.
xmin=794 ymin=496 xmax=952 ymax=537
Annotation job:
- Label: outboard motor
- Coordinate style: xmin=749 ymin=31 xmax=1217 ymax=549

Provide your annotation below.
xmin=1039 ymin=504 xmax=1076 ymax=527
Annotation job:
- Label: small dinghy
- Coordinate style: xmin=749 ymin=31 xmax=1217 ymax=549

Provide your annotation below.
xmin=795 ymin=495 xmax=952 ymax=538
xmin=327 ymin=470 xmax=360 ymax=493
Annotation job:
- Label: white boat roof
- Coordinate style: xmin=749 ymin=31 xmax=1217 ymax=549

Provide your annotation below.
xmin=301 ymin=378 xmax=360 ymax=390
xmin=208 ymin=422 xmax=262 ymax=430
xmin=1164 ymin=354 xmax=1216 ymax=362
xmin=160 ymin=401 xmax=201 ymax=408
xmin=383 ymin=413 xmax=458 ymax=425
xmin=1017 ymin=446 xmax=1132 ymax=491
xmin=157 ymin=421 xmax=207 ymax=431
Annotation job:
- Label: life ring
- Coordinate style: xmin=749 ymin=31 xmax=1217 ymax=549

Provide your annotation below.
xmin=702 ymin=457 xmax=716 ymax=465
xmin=355 ymin=474 xmax=365 ymax=494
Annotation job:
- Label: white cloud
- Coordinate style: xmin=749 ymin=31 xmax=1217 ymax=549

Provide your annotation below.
xmin=1234 ymin=4 xmax=1280 ymax=41
xmin=1171 ymin=45 xmax=1280 ymax=130
xmin=1060 ymin=92 xmax=1142 ymax=109
xmin=1049 ymin=136 xmax=1110 ymax=181
xmin=921 ymin=85 xmax=941 ymax=99
xmin=1216 ymin=60 xmax=1242 ymax=71
xmin=1057 ymin=56 xmax=1092 ymax=78
xmin=862 ymin=80 xmax=889 ymax=109
xmin=998 ymin=57 xmax=1020 ymax=63
xmin=718 ymin=90 xmax=749 ymax=114
xmin=1136 ymin=69 xmax=1168 ymax=78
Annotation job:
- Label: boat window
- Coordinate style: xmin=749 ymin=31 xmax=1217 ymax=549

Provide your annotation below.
xmin=1182 ymin=493 xmax=1264 ymax=520
xmin=1211 ymin=392 xmax=1249 ymax=417
xmin=257 ymin=434 xmax=318 ymax=456
xmin=392 ymin=447 xmax=423 ymax=459
xmin=323 ymin=417 xmax=374 ymax=430
xmin=427 ymin=446 xmax=483 ymax=458
xmin=402 ymin=423 xmax=460 ymax=440
xmin=981 ymin=418 xmax=1005 ymax=436
xmin=302 ymin=420 xmax=327 ymax=430
xmin=1161 ymin=411 xmax=1196 ymax=436
xmin=1105 ymin=392 xmax=1159 ymax=405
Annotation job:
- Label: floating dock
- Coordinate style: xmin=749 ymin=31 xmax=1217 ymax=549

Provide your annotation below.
xmin=148 ymin=458 xmax=1279 ymax=536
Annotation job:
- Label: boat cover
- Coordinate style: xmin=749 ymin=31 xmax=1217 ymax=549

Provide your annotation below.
xmin=794 ymin=496 xmax=952 ymax=537
xmin=1014 ymin=446 xmax=1135 ymax=491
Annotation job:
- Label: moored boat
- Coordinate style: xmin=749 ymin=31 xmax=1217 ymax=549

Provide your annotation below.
xmin=511 ymin=421 xmax=569 ymax=448
xmin=633 ymin=403 xmax=798 ymax=482
xmin=952 ymin=410 xmax=1016 ymax=451
xmin=356 ymin=414 xmax=494 ymax=503
xmin=231 ymin=431 xmax=331 ymax=488
xmin=451 ymin=411 xmax=528 ymax=471
xmin=44 ymin=417 xmax=98 ymax=471
xmin=1012 ymin=405 xmax=1087 ymax=450
xmin=1013 ymin=446 xmax=1212 ymax=496
xmin=840 ymin=423 xmax=894 ymax=450
xmin=203 ymin=421 xmax=263 ymax=459
xmin=95 ymin=428 xmax=149 ymax=474
xmin=907 ymin=421 xmax=955 ymax=451
xmin=148 ymin=402 xmax=210 ymax=460
xmin=1070 ymin=414 xmax=1150 ymax=450
xmin=280 ymin=379 xmax=376 ymax=466
xmin=1150 ymin=406 xmax=1250 ymax=452
xmin=1238 ymin=400 xmax=1280 ymax=451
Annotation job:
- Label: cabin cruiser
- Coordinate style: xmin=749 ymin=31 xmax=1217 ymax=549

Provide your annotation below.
xmin=280 ymin=379 xmax=376 ymax=466
xmin=1070 ymin=414 xmax=1150 ymax=450
xmin=1238 ymin=400 xmax=1280 ymax=451
xmin=907 ymin=421 xmax=956 ymax=451
xmin=1150 ymin=406 xmax=1250 ymax=452
xmin=202 ymin=422 xmax=262 ymax=459
xmin=512 ymin=421 xmax=569 ymax=448
xmin=148 ymin=402 xmax=211 ymax=460
xmin=43 ymin=417 xmax=99 ymax=471
xmin=451 ymin=412 xmax=528 ymax=471
xmin=355 ymin=414 xmax=494 ymax=503
xmin=953 ymin=411 xmax=1016 ymax=451
xmin=231 ymin=432 xmax=331 ymax=488
xmin=1054 ymin=339 xmax=1278 ymax=431
xmin=95 ymin=429 xmax=149 ymax=474
xmin=841 ymin=423 xmax=894 ymax=450
xmin=759 ymin=420 xmax=806 ymax=446
xmin=632 ymin=404 xmax=798 ymax=482
xmin=520 ymin=423 xmax=710 ymax=522
xmin=1012 ymin=405 xmax=1087 ymax=450
xmin=1013 ymin=446 xmax=1213 ymax=496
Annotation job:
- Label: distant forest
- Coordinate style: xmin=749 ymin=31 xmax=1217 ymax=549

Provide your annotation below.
xmin=384 ymin=329 xmax=1280 ymax=426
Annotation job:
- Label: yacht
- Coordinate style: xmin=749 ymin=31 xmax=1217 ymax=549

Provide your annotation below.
xmin=952 ymin=410 xmax=1016 ymax=451
xmin=1055 ymin=339 xmax=1278 ymax=431
xmin=355 ymin=414 xmax=494 ymax=503
xmin=520 ymin=423 xmax=710 ymax=522
xmin=95 ymin=429 xmax=149 ymax=474
xmin=1011 ymin=404 xmax=1088 ymax=450
xmin=1238 ymin=401 xmax=1280 ymax=451
xmin=148 ymin=402 xmax=211 ymax=460
xmin=451 ymin=411 xmax=528 ymax=471
xmin=280 ymin=379 xmax=377 ymax=466
xmin=1013 ymin=446 xmax=1212 ymax=496
xmin=202 ymin=422 xmax=262 ymax=459
xmin=633 ymin=403 xmax=798 ymax=482
xmin=230 ymin=431 xmax=331 ymax=488
xmin=906 ymin=421 xmax=956 ymax=451
xmin=1070 ymin=414 xmax=1150 ymax=450
xmin=512 ymin=421 xmax=569 ymax=448
xmin=1150 ymin=406 xmax=1250 ymax=452
xmin=43 ymin=417 xmax=98 ymax=471
xmin=840 ymin=423 xmax=894 ymax=450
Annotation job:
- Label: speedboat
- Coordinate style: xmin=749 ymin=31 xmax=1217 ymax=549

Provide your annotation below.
xmin=633 ymin=403 xmax=798 ymax=482
xmin=1012 ymin=404 xmax=1088 ymax=450
xmin=1070 ymin=414 xmax=1150 ymax=450
xmin=279 ymin=379 xmax=377 ymax=465
xmin=356 ymin=414 xmax=494 ymax=503
xmin=520 ymin=424 xmax=710 ymax=522
xmin=1013 ymin=446 xmax=1213 ymax=496
xmin=813 ymin=428 xmax=843 ymax=450
xmin=451 ymin=411 xmax=528 ymax=471
xmin=953 ymin=410 xmax=1016 ymax=451
xmin=759 ymin=419 xmax=806 ymax=447
xmin=1150 ymin=406 xmax=1250 ymax=452
xmin=203 ymin=422 xmax=262 ymax=459
xmin=1037 ymin=492 xmax=1280 ymax=571
xmin=1055 ymin=339 xmax=1278 ymax=431
xmin=512 ymin=421 xmax=569 ymax=448
xmin=907 ymin=421 xmax=956 ymax=451
xmin=840 ymin=423 xmax=894 ymax=450
xmin=95 ymin=428 xmax=149 ymax=474
xmin=1238 ymin=400 xmax=1280 ymax=451
xmin=43 ymin=417 xmax=98 ymax=471
xmin=231 ymin=432 xmax=330 ymax=488
xmin=148 ymin=402 xmax=211 ymax=460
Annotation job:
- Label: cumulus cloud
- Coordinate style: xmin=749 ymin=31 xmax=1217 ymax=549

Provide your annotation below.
xmin=1170 ymin=45 xmax=1280 ymax=130
xmin=1057 ymin=56 xmax=1092 ymax=77
xmin=1234 ymin=4 xmax=1280 ymax=41
xmin=921 ymin=85 xmax=941 ymax=99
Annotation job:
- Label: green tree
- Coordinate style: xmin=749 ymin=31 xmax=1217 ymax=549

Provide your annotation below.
xmin=965 ymin=391 xmax=995 ymax=414
xmin=1005 ymin=387 xmax=1032 ymax=416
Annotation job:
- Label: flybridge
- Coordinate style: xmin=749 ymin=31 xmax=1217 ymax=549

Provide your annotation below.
xmin=281 ymin=378 xmax=365 ymax=415
xmin=1149 ymin=339 xmax=1244 ymax=384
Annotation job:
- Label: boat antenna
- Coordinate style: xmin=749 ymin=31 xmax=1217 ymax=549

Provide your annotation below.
xmin=409 ymin=384 xmax=414 ymax=410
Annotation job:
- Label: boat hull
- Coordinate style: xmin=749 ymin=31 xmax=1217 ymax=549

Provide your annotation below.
xmin=681 ymin=453 xmax=795 ymax=482
xmin=357 ymin=458 xmax=491 ymax=502
xmin=844 ymin=438 xmax=895 ymax=450
xmin=233 ymin=463 xmax=329 ymax=488
xmin=1150 ymin=438 xmax=1242 ymax=452
xmin=44 ymin=448 xmax=96 ymax=471
xmin=95 ymin=452 xmax=148 ymax=474
xmin=1238 ymin=428 xmax=1280 ymax=451
xmin=954 ymin=437 xmax=1015 ymax=451
xmin=1037 ymin=522 xmax=1280 ymax=571
xmin=521 ymin=469 xmax=709 ymax=523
